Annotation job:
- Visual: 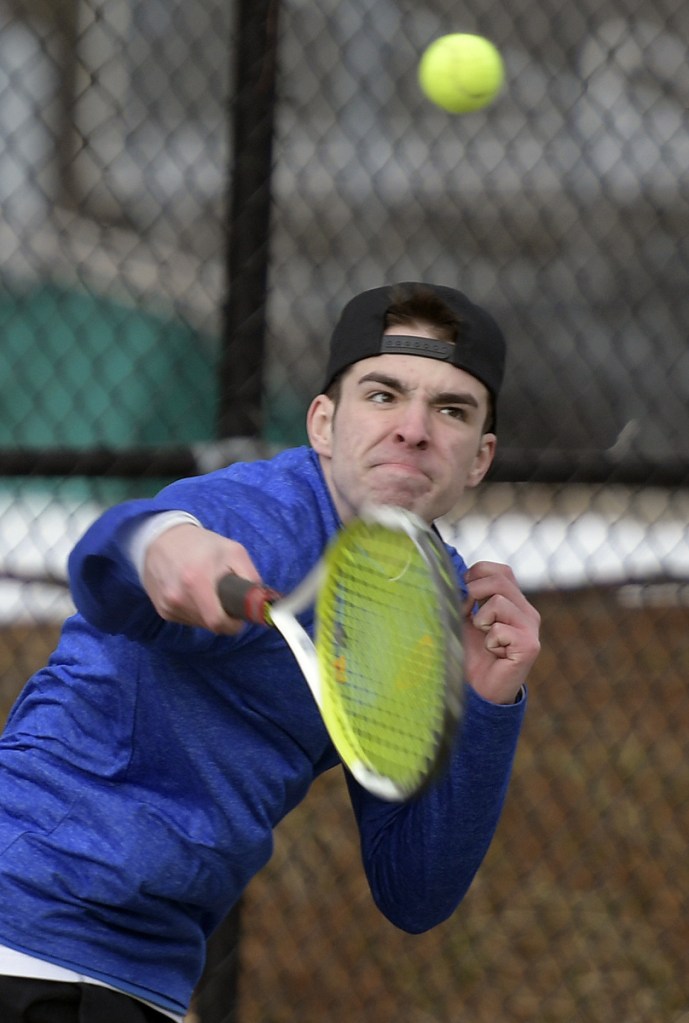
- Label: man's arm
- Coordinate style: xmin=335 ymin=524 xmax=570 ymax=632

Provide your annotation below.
xmin=347 ymin=563 xmax=539 ymax=932
xmin=347 ymin=688 xmax=526 ymax=932
xmin=68 ymin=503 xmax=260 ymax=640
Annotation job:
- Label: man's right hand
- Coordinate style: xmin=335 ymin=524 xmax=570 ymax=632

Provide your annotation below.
xmin=142 ymin=523 xmax=262 ymax=635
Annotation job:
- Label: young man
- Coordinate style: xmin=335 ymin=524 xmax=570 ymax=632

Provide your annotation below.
xmin=0 ymin=282 xmax=540 ymax=1022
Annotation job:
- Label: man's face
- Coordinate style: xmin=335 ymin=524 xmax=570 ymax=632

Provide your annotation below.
xmin=308 ymin=330 xmax=496 ymax=524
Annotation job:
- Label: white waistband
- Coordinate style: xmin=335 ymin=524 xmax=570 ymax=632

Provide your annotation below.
xmin=0 ymin=945 xmax=184 ymax=1022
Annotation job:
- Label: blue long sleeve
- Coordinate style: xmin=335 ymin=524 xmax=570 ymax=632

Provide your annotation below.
xmin=347 ymin=686 xmax=525 ymax=932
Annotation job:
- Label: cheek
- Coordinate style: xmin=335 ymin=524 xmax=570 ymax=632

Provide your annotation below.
xmin=330 ymin=423 xmax=370 ymax=479
xmin=444 ymin=441 xmax=481 ymax=480
xmin=333 ymin=416 xmax=366 ymax=452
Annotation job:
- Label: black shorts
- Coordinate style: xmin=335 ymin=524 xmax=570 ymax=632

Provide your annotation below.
xmin=0 ymin=976 xmax=174 ymax=1023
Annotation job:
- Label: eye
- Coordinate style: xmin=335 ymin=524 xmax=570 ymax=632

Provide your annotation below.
xmin=368 ymin=389 xmax=396 ymax=404
xmin=439 ymin=405 xmax=468 ymax=420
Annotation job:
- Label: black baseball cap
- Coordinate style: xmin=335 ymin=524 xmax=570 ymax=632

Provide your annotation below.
xmin=322 ymin=283 xmax=506 ymax=429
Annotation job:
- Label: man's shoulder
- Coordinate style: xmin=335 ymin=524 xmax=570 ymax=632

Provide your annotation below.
xmin=218 ymin=446 xmax=325 ymax=508
xmin=215 ymin=448 xmax=336 ymax=588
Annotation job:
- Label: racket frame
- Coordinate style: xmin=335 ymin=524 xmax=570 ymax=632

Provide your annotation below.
xmin=324 ymin=505 xmax=465 ymax=799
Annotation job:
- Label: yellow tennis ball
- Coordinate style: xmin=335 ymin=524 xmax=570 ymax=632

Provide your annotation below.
xmin=418 ymin=33 xmax=504 ymax=114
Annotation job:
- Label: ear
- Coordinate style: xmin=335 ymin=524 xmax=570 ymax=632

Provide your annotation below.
xmin=306 ymin=394 xmax=335 ymax=457
xmin=467 ymin=433 xmax=496 ymax=488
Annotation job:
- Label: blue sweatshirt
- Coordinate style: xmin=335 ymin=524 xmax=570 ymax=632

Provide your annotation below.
xmin=0 ymin=447 xmax=526 ymax=1016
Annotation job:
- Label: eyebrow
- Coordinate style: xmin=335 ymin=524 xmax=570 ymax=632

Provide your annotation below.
xmin=356 ymin=371 xmax=480 ymax=408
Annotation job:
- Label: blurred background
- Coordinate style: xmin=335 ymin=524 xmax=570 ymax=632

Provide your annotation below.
xmin=1 ymin=0 xmax=688 ymax=1020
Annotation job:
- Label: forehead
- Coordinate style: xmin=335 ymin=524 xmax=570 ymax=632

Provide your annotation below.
xmin=344 ymin=353 xmax=490 ymax=402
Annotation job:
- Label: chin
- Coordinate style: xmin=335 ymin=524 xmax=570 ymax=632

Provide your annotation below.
xmin=368 ymin=486 xmax=432 ymax=517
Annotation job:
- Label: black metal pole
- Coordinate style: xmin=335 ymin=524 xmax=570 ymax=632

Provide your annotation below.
xmin=216 ymin=0 xmax=281 ymax=439
xmin=195 ymin=3 xmax=281 ymax=1021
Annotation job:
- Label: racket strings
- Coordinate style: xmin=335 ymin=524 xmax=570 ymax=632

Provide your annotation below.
xmin=316 ymin=523 xmax=455 ymax=786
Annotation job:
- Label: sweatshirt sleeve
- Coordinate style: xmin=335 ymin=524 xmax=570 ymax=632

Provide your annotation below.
xmin=66 ymin=455 xmax=329 ymax=647
xmin=345 ymin=683 xmax=527 ymax=933
xmin=68 ymin=499 xmax=192 ymax=643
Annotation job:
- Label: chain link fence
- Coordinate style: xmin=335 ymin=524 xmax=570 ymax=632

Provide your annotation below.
xmin=1 ymin=0 xmax=688 ymax=1020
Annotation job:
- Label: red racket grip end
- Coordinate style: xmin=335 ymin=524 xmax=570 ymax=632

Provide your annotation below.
xmin=217 ymin=574 xmax=281 ymax=626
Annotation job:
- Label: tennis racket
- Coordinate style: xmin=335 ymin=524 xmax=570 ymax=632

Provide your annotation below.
xmin=217 ymin=505 xmax=465 ymax=801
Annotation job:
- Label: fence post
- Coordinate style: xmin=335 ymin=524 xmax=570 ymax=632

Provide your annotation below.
xmin=217 ymin=0 xmax=281 ymax=439
xmin=197 ymin=1 xmax=281 ymax=1021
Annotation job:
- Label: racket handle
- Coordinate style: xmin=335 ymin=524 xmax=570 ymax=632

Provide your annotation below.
xmin=217 ymin=574 xmax=281 ymax=626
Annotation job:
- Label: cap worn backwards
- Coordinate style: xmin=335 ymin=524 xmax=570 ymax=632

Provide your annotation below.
xmin=322 ymin=283 xmax=506 ymax=429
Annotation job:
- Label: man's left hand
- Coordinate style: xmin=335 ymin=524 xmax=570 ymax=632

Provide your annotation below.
xmin=463 ymin=561 xmax=541 ymax=704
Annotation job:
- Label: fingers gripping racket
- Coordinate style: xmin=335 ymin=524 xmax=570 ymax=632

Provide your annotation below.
xmin=217 ymin=505 xmax=465 ymax=801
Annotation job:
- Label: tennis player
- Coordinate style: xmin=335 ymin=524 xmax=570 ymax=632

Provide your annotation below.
xmin=0 ymin=282 xmax=540 ymax=1022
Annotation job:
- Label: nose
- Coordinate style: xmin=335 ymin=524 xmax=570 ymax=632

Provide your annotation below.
xmin=392 ymin=400 xmax=431 ymax=448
